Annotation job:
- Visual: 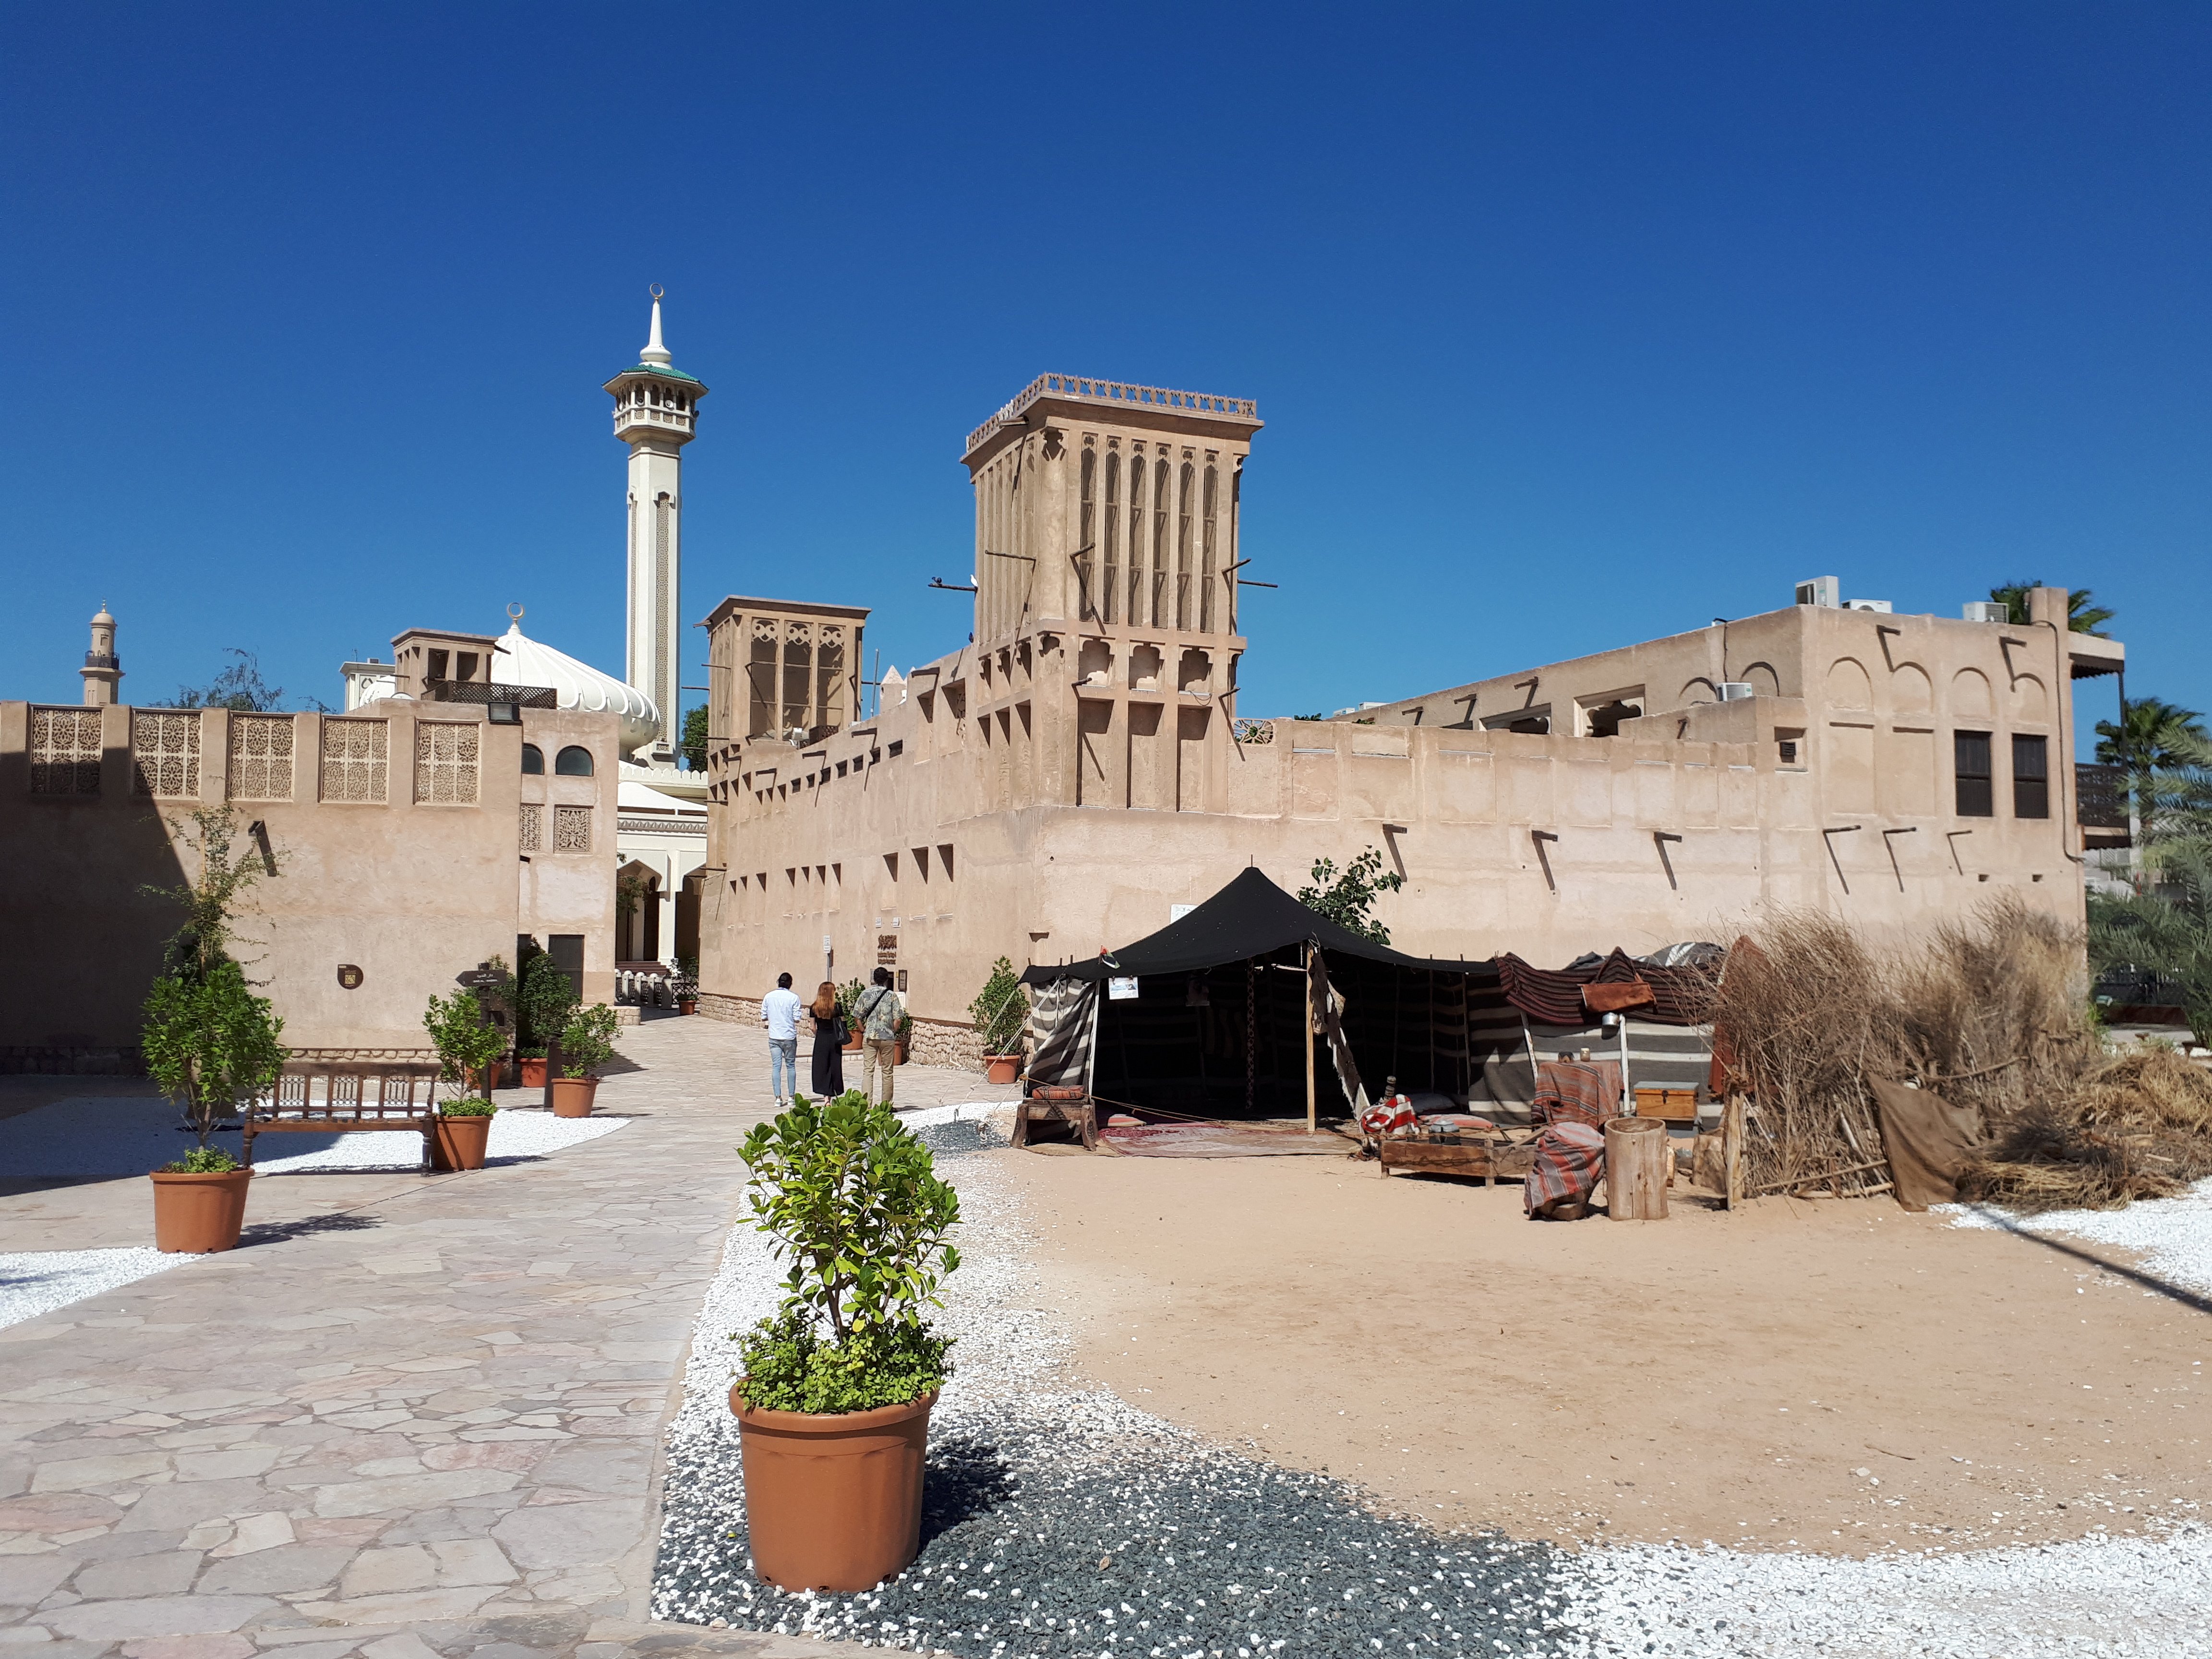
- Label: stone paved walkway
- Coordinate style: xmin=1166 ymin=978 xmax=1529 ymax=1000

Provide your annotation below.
xmin=0 ymin=1015 xmax=1017 ymax=1658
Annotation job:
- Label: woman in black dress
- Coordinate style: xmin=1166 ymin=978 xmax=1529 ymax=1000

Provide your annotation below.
xmin=807 ymin=980 xmax=848 ymax=1098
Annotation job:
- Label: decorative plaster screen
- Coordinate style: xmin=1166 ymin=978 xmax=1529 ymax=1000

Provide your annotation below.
xmin=228 ymin=715 xmax=295 ymax=802
xmin=28 ymin=707 xmax=103 ymax=796
xmin=320 ymin=718 xmax=389 ymax=803
xmin=414 ymin=721 xmax=480 ymax=805
xmin=519 ymin=803 xmax=543 ymax=851
xmin=132 ymin=711 xmax=201 ymax=798
xmin=553 ymin=805 xmax=591 ymax=852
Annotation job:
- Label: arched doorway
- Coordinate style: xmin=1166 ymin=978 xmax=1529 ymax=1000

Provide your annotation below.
xmin=616 ymin=861 xmax=662 ymax=964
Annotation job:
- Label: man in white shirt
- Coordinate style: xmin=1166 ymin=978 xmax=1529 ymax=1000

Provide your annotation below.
xmin=761 ymin=972 xmax=802 ymax=1106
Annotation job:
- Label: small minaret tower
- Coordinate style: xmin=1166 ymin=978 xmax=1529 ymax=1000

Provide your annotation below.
xmin=80 ymin=603 xmax=122 ymax=706
xmin=604 ymin=288 xmax=707 ymax=763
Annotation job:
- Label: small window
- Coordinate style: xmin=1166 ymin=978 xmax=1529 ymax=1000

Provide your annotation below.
xmin=427 ymin=648 xmax=450 ymax=682
xmin=887 ymin=740 xmax=903 ymax=758
xmin=2013 ymin=734 xmax=2050 ymax=818
xmin=1955 ymin=732 xmax=1994 ymax=817
xmin=521 ymin=743 xmax=544 ymax=773
xmin=554 ymin=745 xmax=595 ymax=777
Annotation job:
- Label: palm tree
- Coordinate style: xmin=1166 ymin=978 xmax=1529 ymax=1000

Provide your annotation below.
xmin=1988 ymin=581 xmax=2116 ymax=637
xmin=2095 ymin=697 xmax=2207 ymax=771
xmin=2090 ymin=842 xmax=2212 ymax=1048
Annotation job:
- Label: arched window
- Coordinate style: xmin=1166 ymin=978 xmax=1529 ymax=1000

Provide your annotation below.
xmin=1152 ymin=458 xmax=1170 ymax=627
xmin=1078 ymin=445 xmax=1097 ymax=619
xmin=1102 ymin=451 xmax=1121 ymax=625
xmin=1175 ymin=461 xmax=1194 ymax=629
xmin=1201 ymin=463 xmax=1219 ymax=632
xmin=521 ymin=743 xmax=544 ymax=775
xmin=1126 ymin=453 xmax=1146 ymax=625
xmin=554 ymin=745 xmax=595 ymax=777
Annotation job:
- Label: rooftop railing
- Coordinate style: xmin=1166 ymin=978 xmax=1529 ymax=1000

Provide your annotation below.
xmin=966 ymin=374 xmax=1260 ymax=454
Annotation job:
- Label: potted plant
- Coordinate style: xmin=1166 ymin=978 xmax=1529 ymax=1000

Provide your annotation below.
xmin=423 ymin=989 xmax=503 ymax=1170
xmin=142 ymin=959 xmax=286 ymax=1253
xmin=551 ymin=1002 xmax=619 ymax=1117
xmin=729 ymin=1091 xmax=960 ymax=1591
xmin=138 ymin=806 xmax=286 ymax=1254
xmin=895 ymin=1010 xmax=914 ymax=1067
xmin=673 ymin=952 xmax=700 ymax=1016
xmin=970 ymin=956 xmax=1028 ymax=1084
xmin=837 ymin=977 xmax=868 ymax=1051
xmin=516 ymin=952 xmax=578 ymax=1088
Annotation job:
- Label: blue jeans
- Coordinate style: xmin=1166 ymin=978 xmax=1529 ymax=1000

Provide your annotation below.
xmin=769 ymin=1038 xmax=798 ymax=1101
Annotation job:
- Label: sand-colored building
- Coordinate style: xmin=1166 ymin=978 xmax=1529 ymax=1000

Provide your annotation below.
xmin=693 ymin=376 xmax=2120 ymax=1060
xmin=0 ymin=611 xmax=620 ymax=1069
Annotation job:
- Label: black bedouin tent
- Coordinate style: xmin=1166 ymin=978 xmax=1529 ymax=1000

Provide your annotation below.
xmin=1018 ymin=868 xmax=1717 ymax=1126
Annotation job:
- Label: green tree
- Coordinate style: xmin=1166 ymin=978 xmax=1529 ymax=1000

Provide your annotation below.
xmin=143 ymin=959 xmax=287 ymax=1155
xmin=968 ymin=956 xmax=1029 ymax=1055
xmin=2090 ymin=727 xmax=2212 ymax=1046
xmin=681 ymin=704 xmax=709 ymax=771
xmin=141 ymin=806 xmax=277 ymax=985
xmin=1297 ymin=846 xmax=1406 ymax=945
xmin=2096 ymin=697 xmax=2207 ymax=770
xmin=159 ymin=649 xmax=326 ymax=712
xmin=515 ymin=950 xmax=579 ymax=1059
xmin=1988 ymin=581 xmax=2116 ymax=637
xmin=733 ymin=1093 xmax=961 ymax=1414
xmin=423 ymin=989 xmax=505 ymax=1102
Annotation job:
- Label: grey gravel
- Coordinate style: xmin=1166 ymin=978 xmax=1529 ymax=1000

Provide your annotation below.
xmin=653 ymin=1112 xmax=1563 ymax=1655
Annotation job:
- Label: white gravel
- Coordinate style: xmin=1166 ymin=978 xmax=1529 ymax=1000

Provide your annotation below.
xmin=0 ymin=1247 xmax=192 ymax=1331
xmin=1944 ymin=1174 xmax=2212 ymax=1296
xmin=654 ymin=1109 xmax=2212 ymax=1658
xmin=0 ymin=1095 xmax=626 ymax=1176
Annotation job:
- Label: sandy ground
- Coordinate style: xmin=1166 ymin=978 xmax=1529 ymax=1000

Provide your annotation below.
xmin=1001 ymin=1133 xmax=2212 ymax=1557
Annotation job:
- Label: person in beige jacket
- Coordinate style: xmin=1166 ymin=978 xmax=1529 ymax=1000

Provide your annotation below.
xmin=853 ymin=966 xmax=904 ymax=1106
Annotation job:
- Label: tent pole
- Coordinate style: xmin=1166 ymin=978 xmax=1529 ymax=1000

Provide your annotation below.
xmin=1245 ymin=959 xmax=1256 ymax=1117
xmin=1304 ymin=943 xmax=1318 ymax=1134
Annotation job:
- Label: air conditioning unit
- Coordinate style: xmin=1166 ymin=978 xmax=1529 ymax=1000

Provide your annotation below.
xmin=1962 ymin=601 xmax=2008 ymax=624
xmin=1844 ymin=599 xmax=1892 ymax=613
xmin=1718 ymin=681 xmax=1756 ymax=701
xmin=1794 ymin=576 xmax=1840 ymax=608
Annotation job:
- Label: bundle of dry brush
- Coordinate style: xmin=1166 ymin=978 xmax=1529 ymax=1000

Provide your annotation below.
xmin=1705 ymin=894 xmax=2212 ymax=1210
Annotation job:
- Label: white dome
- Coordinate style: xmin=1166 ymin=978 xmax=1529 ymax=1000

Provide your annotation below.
xmin=492 ymin=622 xmax=661 ymax=756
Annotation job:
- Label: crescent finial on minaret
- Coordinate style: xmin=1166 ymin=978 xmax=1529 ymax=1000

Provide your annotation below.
xmin=641 ymin=289 xmax=672 ymax=366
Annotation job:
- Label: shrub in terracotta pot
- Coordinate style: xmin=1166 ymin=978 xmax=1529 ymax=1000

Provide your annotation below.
xmin=431 ymin=1097 xmax=497 ymax=1171
xmin=836 ymin=977 xmax=868 ymax=1050
xmin=551 ymin=1003 xmax=619 ymax=1116
xmin=515 ymin=951 xmax=578 ymax=1090
xmin=730 ymin=1091 xmax=960 ymax=1592
xmin=969 ymin=956 xmax=1028 ymax=1083
xmin=141 ymin=958 xmax=286 ymax=1253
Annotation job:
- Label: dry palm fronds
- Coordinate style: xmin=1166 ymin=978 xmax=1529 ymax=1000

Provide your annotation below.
xmin=1960 ymin=1046 xmax=2212 ymax=1212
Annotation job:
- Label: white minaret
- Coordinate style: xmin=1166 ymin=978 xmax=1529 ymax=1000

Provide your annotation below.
xmin=81 ymin=603 xmax=122 ymax=706
xmin=605 ymin=289 xmax=707 ymax=762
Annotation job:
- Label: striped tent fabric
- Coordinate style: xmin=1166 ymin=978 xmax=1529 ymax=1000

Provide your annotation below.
xmin=1493 ymin=950 xmax=1714 ymax=1026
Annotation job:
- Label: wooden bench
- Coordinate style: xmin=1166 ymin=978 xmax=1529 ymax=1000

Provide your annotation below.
xmin=241 ymin=1060 xmax=443 ymax=1168
xmin=1378 ymin=1136 xmax=1536 ymax=1184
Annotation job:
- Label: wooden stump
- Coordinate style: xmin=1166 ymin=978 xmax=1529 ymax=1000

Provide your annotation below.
xmin=1604 ymin=1115 xmax=1670 ymax=1220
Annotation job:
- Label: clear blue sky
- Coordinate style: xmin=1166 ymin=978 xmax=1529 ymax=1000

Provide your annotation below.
xmin=5 ymin=4 xmax=2205 ymax=743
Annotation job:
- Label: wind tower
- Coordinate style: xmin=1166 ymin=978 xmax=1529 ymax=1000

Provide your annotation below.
xmin=606 ymin=289 xmax=707 ymax=763
xmin=80 ymin=604 xmax=121 ymax=706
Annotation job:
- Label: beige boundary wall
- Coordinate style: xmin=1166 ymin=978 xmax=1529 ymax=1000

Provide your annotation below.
xmin=0 ymin=698 xmax=620 ymax=1061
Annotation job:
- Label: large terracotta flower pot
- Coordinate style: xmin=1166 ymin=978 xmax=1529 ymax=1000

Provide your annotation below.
xmin=984 ymin=1055 xmax=1021 ymax=1086
xmin=844 ymin=1028 xmax=865 ymax=1052
xmin=549 ymin=1076 xmax=598 ymax=1118
xmin=149 ymin=1168 xmax=253 ymax=1253
xmin=519 ymin=1057 xmax=548 ymax=1089
xmin=430 ymin=1114 xmax=493 ymax=1171
xmin=729 ymin=1387 xmax=935 ymax=1592
xmin=677 ymin=999 xmax=698 ymax=1016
